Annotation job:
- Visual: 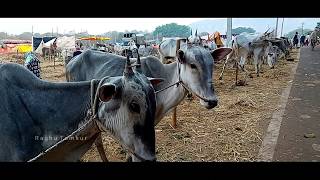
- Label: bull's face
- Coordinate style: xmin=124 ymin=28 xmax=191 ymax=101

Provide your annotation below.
xmin=97 ymin=71 xmax=162 ymax=162
xmin=177 ymin=46 xmax=232 ymax=109
xmin=267 ymin=52 xmax=277 ymax=69
xmin=267 ymin=45 xmax=278 ymax=69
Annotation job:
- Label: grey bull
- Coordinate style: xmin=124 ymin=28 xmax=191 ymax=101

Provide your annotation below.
xmin=218 ymin=30 xmax=275 ymax=81
xmin=0 ymin=62 xmax=160 ymax=162
xmin=158 ymin=38 xmax=188 ymax=64
xmin=66 ymin=46 xmax=232 ymax=161
xmin=272 ymin=37 xmax=290 ymax=58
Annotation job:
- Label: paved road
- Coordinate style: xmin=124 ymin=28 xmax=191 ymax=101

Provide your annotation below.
xmin=273 ymin=47 xmax=320 ymax=161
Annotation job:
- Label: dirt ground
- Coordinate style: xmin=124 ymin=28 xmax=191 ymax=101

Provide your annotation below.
xmin=0 ymin=49 xmax=299 ymax=161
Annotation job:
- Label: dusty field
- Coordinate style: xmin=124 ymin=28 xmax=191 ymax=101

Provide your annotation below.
xmin=0 ymin=49 xmax=299 ymax=161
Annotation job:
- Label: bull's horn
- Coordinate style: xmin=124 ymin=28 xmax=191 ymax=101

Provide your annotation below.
xmin=268 ymin=29 xmax=275 ymax=36
xmin=176 ymin=39 xmax=181 ymax=53
xmin=135 ymin=51 xmax=142 ymax=73
xmin=264 ymin=27 xmax=271 ymax=34
xmin=198 ymin=35 xmax=203 ymax=46
xmin=124 ymin=54 xmax=134 ymax=77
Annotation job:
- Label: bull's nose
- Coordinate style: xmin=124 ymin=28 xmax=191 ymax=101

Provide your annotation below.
xmin=270 ymin=66 xmax=274 ymax=69
xmin=206 ymin=100 xmax=218 ymax=109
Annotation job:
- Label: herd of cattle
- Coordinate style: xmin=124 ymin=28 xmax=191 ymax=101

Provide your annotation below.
xmin=0 ymin=27 xmax=312 ymax=162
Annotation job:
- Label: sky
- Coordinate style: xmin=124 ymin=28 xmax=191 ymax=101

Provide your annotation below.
xmin=0 ymin=18 xmax=319 ymax=35
xmin=0 ymin=18 xmax=213 ymax=35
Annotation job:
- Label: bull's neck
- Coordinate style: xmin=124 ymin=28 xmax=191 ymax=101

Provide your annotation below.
xmin=155 ymin=62 xmax=187 ymax=124
xmin=22 ymin=81 xmax=93 ymax=146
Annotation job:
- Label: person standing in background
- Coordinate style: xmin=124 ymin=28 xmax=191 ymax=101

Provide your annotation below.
xmin=293 ymin=32 xmax=299 ymax=48
xmin=300 ymin=34 xmax=306 ymax=47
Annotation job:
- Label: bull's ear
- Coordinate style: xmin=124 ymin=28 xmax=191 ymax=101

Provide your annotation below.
xmin=177 ymin=49 xmax=186 ymax=63
xmin=210 ymin=47 xmax=232 ymax=61
xmin=98 ymin=84 xmax=116 ymax=102
xmin=147 ymin=77 xmax=164 ymax=86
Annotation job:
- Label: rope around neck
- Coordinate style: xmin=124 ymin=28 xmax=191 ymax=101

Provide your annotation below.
xmin=155 ymin=62 xmax=212 ymax=102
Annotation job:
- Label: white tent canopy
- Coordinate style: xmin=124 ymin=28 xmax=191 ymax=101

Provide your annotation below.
xmin=34 ymin=38 xmax=57 ymax=54
xmin=56 ymin=36 xmax=76 ymax=50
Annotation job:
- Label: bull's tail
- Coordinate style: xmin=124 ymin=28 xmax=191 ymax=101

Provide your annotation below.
xmin=231 ymin=39 xmax=239 ymax=58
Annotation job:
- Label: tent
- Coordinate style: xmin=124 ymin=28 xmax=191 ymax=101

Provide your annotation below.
xmin=78 ymin=36 xmax=111 ymax=41
xmin=56 ymin=36 xmax=76 ymax=57
xmin=33 ymin=37 xmax=57 ymax=54
xmin=32 ymin=36 xmax=56 ymax=52
xmin=56 ymin=36 xmax=76 ymax=50
xmin=76 ymin=36 xmax=111 ymax=50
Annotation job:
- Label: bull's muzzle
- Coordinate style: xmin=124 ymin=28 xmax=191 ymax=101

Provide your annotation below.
xmin=203 ymin=99 xmax=218 ymax=109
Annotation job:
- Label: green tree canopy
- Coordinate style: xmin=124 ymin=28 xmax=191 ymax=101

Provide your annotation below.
xmin=153 ymin=23 xmax=191 ymax=38
xmin=232 ymin=27 xmax=256 ymax=34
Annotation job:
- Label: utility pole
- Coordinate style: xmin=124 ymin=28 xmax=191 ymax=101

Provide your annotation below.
xmin=280 ymin=18 xmax=284 ymax=37
xmin=31 ymin=25 xmax=34 ymax=52
xmin=275 ymin=18 xmax=279 ymax=38
xmin=227 ymin=18 xmax=232 ymax=47
xmin=302 ymin=23 xmax=304 ymax=35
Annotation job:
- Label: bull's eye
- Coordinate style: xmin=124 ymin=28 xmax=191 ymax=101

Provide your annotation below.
xmin=190 ymin=64 xmax=197 ymax=69
xmin=129 ymin=102 xmax=140 ymax=113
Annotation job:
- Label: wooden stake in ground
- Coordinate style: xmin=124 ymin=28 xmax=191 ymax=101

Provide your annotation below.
xmin=172 ymin=108 xmax=177 ymax=129
xmin=235 ymin=62 xmax=239 ymax=86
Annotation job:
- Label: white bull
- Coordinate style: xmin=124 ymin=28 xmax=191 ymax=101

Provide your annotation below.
xmin=310 ymin=27 xmax=320 ymax=50
xmin=218 ymin=29 xmax=275 ymax=82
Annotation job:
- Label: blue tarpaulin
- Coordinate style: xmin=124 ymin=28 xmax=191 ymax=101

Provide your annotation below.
xmin=32 ymin=36 xmax=56 ymax=51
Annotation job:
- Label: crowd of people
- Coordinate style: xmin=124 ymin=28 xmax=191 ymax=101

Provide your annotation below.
xmin=292 ymin=31 xmax=311 ymax=48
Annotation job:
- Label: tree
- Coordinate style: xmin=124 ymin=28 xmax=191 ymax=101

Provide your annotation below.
xmin=153 ymin=23 xmax=191 ymax=39
xmin=317 ymin=22 xmax=320 ymax=27
xmin=16 ymin=32 xmax=32 ymax=40
xmin=232 ymin=27 xmax=256 ymax=34
xmin=285 ymin=28 xmax=312 ymax=39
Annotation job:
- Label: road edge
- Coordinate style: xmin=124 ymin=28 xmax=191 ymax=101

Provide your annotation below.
xmin=257 ymin=49 xmax=300 ymax=161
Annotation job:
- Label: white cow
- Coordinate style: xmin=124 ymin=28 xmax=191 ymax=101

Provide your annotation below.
xmin=219 ymin=29 xmax=275 ymax=81
xmin=158 ymin=30 xmax=206 ymax=64
xmin=310 ymin=27 xmax=320 ymax=50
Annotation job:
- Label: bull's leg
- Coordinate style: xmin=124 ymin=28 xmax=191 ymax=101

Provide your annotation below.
xmin=254 ymin=56 xmax=260 ymax=77
xmin=171 ymin=107 xmax=177 ymax=129
xmin=218 ymin=51 xmax=233 ymax=80
xmin=235 ymin=61 xmax=239 ymax=85
xmin=258 ymin=58 xmax=263 ymax=74
xmin=237 ymin=55 xmax=251 ymax=81
xmin=95 ymin=133 xmax=109 ymax=162
xmin=237 ymin=63 xmax=250 ymax=83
